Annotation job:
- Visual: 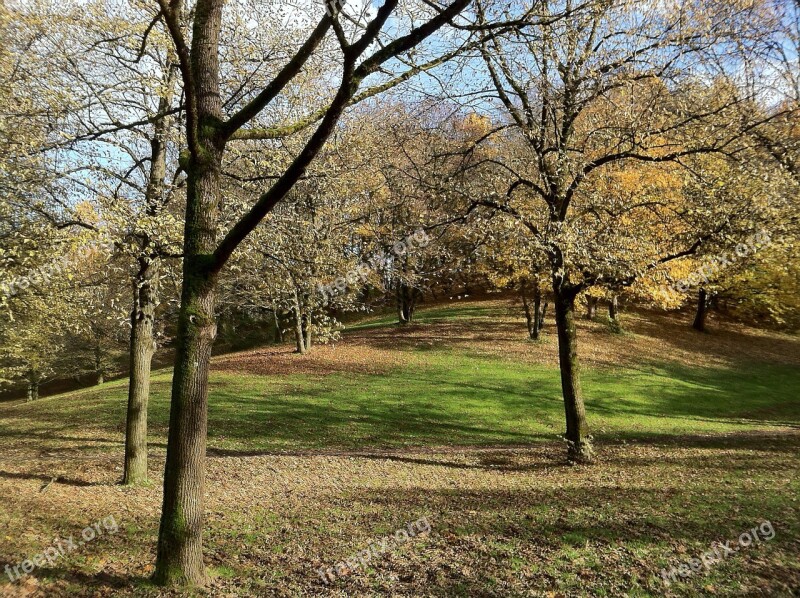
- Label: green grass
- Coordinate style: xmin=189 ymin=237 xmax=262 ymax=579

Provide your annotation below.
xmin=2 ymin=323 xmax=797 ymax=455
xmin=0 ymin=301 xmax=798 ymax=597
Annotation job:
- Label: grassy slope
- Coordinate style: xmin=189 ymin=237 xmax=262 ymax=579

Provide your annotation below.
xmin=3 ymin=303 xmax=798 ymax=454
xmin=0 ymin=300 xmax=798 ymax=597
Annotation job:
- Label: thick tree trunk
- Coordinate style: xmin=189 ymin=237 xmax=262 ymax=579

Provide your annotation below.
xmin=692 ymin=288 xmax=708 ymax=332
xmin=123 ymin=258 xmax=159 ymax=485
xmin=554 ymin=288 xmax=592 ymax=462
xmin=154 ymin=256 xmax=216 ymax=586
xmin=585 ymin=296 xmax=598 ymax=320
xmin=154 ymin=10 xmax=224 ymax=580
xmin=608 ymin=294 xmax=618 ymax=321
xmin=153 ymin=0 xmax=228 ymax=582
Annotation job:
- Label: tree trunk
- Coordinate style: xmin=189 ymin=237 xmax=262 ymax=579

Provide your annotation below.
xmin=532 ymin=292 xmax=542 ymax=339
xmin=554 ymin=288 xmax=592 ymax=462
xmin=585 ymin=296 xmax=598 ymax=320
xmin=154 ymin=255 xmax=217 ymax=586
xmin=124 ymin=50 xmax=172 ymax=485
xmin=608 ymin=294 xmax=618 ymax=321
xmin=26 ymin=370 xmax=39 ymax=401
xmin=302 ymin=313 xmax=312 ymax=352
xmin=408 ymin=287 xmax=420 ymax=322
xmin=94 ymin=346 xmax=104 ymax=385
xmin=538 ymin=301 xmax=548 ymax=333
xmin=692 ymin=288 xmax=708 ymax=332
xmin=123 ymin=258 xmax=159 ymax=485
xmin=397 ymin=281 xmax=411 ymax=324
xmin=521 ymin=279 xmax=543 ymax=340
xmin=520 ymin=279 xmax=536 ymax=339
xmin=293 ymin=291 xmax=307 ymax=354
xmin=294 ymin=314 xmax=306 ymax=354
xmin=272 ymin=307 xmax=283 ymax=343
xmin=154 ymin=0 xmax=224 ymax=578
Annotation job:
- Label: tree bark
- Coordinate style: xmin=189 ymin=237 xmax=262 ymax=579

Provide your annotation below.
xmin=292 ymin=291 xmax=307 ymax=354
xmin=302 ymin=312 xmax=312 ymax=352
xmin=124 ymin=50 xmax=172 ymax=486
xmin=520 ymin=279 xmax=535 ymax=338
xmin=154 ymin=255 xmax=217 ymax=586
xmin=692 ymin=288 xmax=708 ymax=332
xmin=397 ymin=281 xmax=409 ymax=324
xmin=154 ymin=0 xmax=224 ymax=582
xmin=397 ymin=281 xmax=417 ymax=324
xmin=553 ymin=287 xmax=592 ymax=462
xmin=94 ymin=346 xmax=104 ymax=385
xmin=26 ymin=370 xmax=39 ymax=402
xmin=123 ymin=258 xmax=159 ymax=485
xmin=521 ymin=279 xmax=544 ymax=339
xmin=585 ymin=296 xmax=598 ymax=320
xmin=272 ymin=307 xmax=283 ymax=343
xmin=608 ymin=294 xmax=618 ymax=321
xmin=294 ymin=313 xmax=307 ymax=354
xmin=538 ymin=301 xmax=548 ymax=333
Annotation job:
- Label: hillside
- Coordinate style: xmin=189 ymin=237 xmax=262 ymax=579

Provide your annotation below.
xmin=0 ymin=300 xmax=798 ymax=596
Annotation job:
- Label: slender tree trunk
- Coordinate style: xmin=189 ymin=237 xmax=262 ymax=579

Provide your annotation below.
xmin=532 ymin=291 xmax=542 ymax=339
xmin=608 ymin=294 xmax=618 ymax=321
xmin=154 ymin=254 xmax=217 ymax=585
xmin=553 ymin=287 xmax=592 ymax=462
xmin=407 ymin=291 xmax=416 ymax=322
xmin=26 ymin=370 xmax=39 ymax=402
xmin=303 ymin=313 xmax=312 ymax=351
xmin=294 ymin=314 xmax=306 ymax=354
xmin=538 ymin=301 xmax=548 ymax=333
xmin=123 ymin=51 xmax=172 ymax=486
xmin=397 ymin=281 xmax=409 ymax=324
xmin=123 ymin=258 xmax=159 ymax=485
xmin=94 ymin=346 xmax=104 ymax=385
xmin=692 ymin=288 xmax=708 ymax=332
xmin=585 ymin=296 xmax=598 ymax=320
xmin=272 ymin=307 xmax=283 ymax=343
xmin=520 ymin=280 xmax=535 ymax=338
xmin=292 ymin=291 xmax=307 ymax=354
xmin=521 ymin=279 xmax=543 ymax=339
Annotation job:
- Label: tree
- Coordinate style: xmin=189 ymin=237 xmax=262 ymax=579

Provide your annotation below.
xmin=5 ymin=0 xmax=186 ymax=484
xmin=451 ymin=0 xmax=782 ymax=461
xmin=148 ymin=0 xmax=479 ymax=584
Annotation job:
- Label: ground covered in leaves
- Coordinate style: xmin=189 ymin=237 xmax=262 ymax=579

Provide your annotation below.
xmin=0 ymin=300 xmax=798 ymax=596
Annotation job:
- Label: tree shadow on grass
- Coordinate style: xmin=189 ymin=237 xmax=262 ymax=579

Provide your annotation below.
xmin=598 ymin=429 xmax=800 ymax=451
xmin=0 ymin=561 xmax=147 ymax=592
xmin=0 ymin=470 xmax=104 ymax=488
